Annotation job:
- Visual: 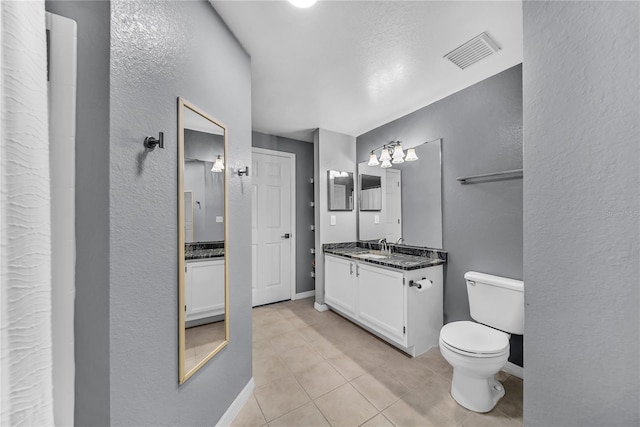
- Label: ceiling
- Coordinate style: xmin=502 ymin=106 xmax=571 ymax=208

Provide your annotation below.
xmin=212 ymin=1 xmax=523 ymax=142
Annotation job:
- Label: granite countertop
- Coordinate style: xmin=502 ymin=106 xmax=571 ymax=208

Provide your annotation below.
xmin=185 ymin=241 xmax=224 ymax=261
xmin=323 ymin=241 xmax=447 ymax=271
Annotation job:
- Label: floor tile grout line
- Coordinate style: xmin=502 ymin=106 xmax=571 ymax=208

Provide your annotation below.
xmin=249 ymin=392 xmax=268 ymax=427
xmin=261 ymin=311 xmax=342 ymax=423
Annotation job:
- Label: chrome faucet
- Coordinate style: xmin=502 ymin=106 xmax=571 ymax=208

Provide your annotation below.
xmin=377 ymin=238 xmax=388 ymax=253
xmin=396 ymin=237 xmax=405 ymax=244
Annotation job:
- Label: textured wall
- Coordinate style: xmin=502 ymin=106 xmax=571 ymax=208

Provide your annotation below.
xmin=357 ymin=65 xmax=524 ymax=366
xmin=108 ymin=1 xmax=252 ymax=425
xmin=523 ymin=2 xmax=639 ymax=425
xmin=252 ymin=131 xmax=315 ymax=295
xmin=49 ymin=0 xmax=252 ymax=425
xmin=44 ymin=1 xmax=112 ymax=424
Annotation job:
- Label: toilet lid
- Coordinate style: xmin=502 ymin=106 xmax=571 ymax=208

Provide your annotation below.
xmin=440 ymin=321 xmax=509 ymax=355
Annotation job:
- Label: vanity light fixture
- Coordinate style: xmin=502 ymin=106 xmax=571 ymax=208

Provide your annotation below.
xmin=328 ymin=170 xmax=350 ymax=179
xmin=288 ymin=0 xmax=317 ymax=8
xmin=211 ymin=155 xmax=224 ymax=173
xmin=391 ymin=141 xmax=406 ymax=164
xmin=405 ymin=148 xmax=418 ymax=162
xmin=368 ymin=151 xmax=380 ymax=166
xmin=367 ymin=141 xmax=418 ymax=169
xmin=379 ymin=146 xmax=392 ymax=162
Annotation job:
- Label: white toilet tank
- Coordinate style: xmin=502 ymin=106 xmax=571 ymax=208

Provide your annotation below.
xmin=465 ymin=271 xmax=524 ymax=335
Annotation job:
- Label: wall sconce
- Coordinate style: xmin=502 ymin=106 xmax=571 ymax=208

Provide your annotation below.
xmin=232 ymin=161 xmax=249 ymax=177
xmin=367 ymin=141 xmax=418 ymax=168
xmin=211 ymin=155 xmax=224 ymax=173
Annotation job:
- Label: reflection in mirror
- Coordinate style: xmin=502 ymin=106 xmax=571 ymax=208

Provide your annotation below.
xmin=359 ymin=174 xmax=382 ymax=211
xmin=328 ymin=170 xmax=354 ymax=211
xmin=358 ymin=139 xmax=442 ymax=248
xmin=178 ymin=98 xmax=228 ymax=384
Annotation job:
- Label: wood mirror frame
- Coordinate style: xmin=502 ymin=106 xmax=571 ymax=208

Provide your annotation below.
xmin=178 ymin=97 xmax=229 ymax=384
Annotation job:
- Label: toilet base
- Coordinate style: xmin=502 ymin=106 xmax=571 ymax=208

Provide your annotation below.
xmin=450 ymin=370 xmax=505 ymax=413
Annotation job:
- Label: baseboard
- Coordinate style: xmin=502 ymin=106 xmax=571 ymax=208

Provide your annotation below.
xmin=216 ymin=377 xmax=255 ymax=427
xmin=295 ymin=290 xmax=315 ymax=300
xmin=504 ymin=362 xmax=523 ymax=379
xmin=314 ymin=302 xmax=328 ymax=312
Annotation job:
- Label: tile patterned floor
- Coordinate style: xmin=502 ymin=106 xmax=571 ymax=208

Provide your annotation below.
xmin=232 ymin=298 xmax=523 ymax=427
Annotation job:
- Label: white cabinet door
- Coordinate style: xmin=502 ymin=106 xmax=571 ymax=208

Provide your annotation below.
xmin=186 ymin=259 xmax=225 ymax=321
xmin=325 ymin=255 xmax=356 ymax=315
xmin=357 ymin=262 xmax=406 ymax=345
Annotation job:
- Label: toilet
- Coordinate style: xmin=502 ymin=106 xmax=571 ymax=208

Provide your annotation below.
xmin=439 ymin=271 xmax=524 ymax=413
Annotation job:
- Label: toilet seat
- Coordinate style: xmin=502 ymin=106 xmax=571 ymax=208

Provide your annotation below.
xmin=440 ymin=321 xmax=509 ymax=357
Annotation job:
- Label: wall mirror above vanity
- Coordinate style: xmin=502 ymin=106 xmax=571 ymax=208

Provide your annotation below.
xmin=327 ymin=170 xmax=354 ymax=211
xmin=358 ymin=138 xmax=443 ymax=248
xmin=178 ymin=97 xmax=229 ymax=384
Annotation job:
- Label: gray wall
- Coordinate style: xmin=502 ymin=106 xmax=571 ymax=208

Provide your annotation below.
xmin=45 ymin=1 xmax=112 ymax=424
xmin=252 ymin=131 xmax=315 ymax=294
xmin=109 ymin=1 xmax=252 ymax=424
xmin=314 ymin=129 xmax=358 ymax=305
xmin=48 ymin=1 xmax=253 ymax=425
xmin=523 ymin=2 xmax=639 ymax=425
xmin=357 ymin=65 xmax=523 ymax=366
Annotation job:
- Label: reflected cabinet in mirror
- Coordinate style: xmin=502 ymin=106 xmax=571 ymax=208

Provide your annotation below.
xmin=178 ymin=98 xmax=229 ymax=384
xmin=358 ymin=139 xmax=442 ymax=248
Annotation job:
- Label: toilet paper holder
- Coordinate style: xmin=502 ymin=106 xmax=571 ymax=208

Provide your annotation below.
xmin=409 ymin=278 xmax=432 ymax=289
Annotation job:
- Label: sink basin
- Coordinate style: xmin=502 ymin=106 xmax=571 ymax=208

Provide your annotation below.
xmin=354 ymin=253 xmax=388 ymax=260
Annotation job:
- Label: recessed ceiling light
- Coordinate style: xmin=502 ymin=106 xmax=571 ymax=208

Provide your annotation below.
xmin=288 ymin=0 xmax=317 ymax=8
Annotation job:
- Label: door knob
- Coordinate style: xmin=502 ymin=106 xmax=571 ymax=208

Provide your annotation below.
xmin=281 ymin=233 xmax=291 ymax=239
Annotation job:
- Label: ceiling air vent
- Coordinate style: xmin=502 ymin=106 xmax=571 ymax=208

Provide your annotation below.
xmin=444 ymin=32 xmax=501 ymax=70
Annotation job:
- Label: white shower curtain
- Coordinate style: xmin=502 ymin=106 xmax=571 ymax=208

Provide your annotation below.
xmin=0 ymin=1 xmax=54 ymax=425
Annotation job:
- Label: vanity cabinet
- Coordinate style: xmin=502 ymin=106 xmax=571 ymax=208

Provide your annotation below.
xmin=185 ymin=259 xmax=225 ymax=322
xmin=324 ymin=255 xmax=357 ymax=315
xmin=325 ymin=254 xmax=443 ymax=357
xmin=357 ymin=263 xmax=406 ymax=345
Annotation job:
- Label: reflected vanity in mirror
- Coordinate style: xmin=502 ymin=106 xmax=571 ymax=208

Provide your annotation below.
xmin=358 ymin=139 xmax=443 ymax=248
xmin=327 ymin=170 xmax=354 ymax=211
xmin=178 ymin=98 xmax=229 ymax=383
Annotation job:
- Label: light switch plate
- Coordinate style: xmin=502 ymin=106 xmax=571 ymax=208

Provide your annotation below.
xmin=216 ymin=216 xmax=223 ymax=223
xmin=330 ymin=215 xmax=336 ymax=226
xmin=374 ymin=215 xmax=380 ymax=224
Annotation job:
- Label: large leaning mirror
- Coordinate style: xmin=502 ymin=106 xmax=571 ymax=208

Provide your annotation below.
xmin=358 ymin=138 xmax=443 ymax=248
xmin=178 ymin=97 xmax=228 ymax=383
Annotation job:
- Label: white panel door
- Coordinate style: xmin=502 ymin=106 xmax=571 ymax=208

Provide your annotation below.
xmin=252 ymin=150 xmax=293 ymax=306
xmin=385 ymin=169 xmax=402 ymax=242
